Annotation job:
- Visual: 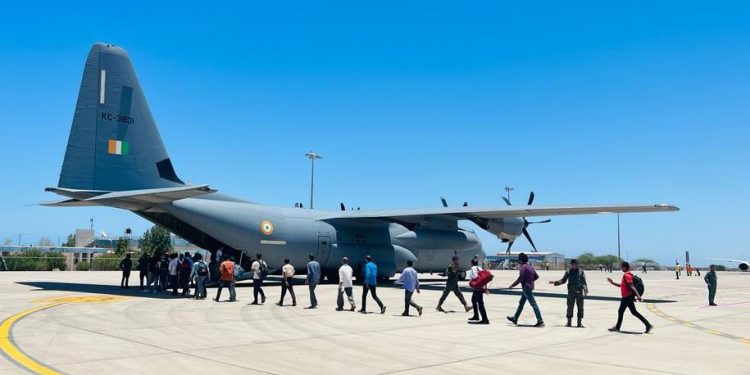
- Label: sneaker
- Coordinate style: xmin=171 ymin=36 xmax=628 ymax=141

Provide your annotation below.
xmin=465 ymin=305 xmax=472 ymax=313
xmin=417 ymin=306 xmax=423 ymax=316
xmin=261 ymin=295 xmax=266 ymax=304
xmin=292 ymin=302 xmax=297 ymax=307
xmin=335 ymin=307 xmax=344 ymax=311
xmin=645 ymin=325 xmax=654 ymax=334
xmin=276 ymin=302 xmax=282 ymax=306
xmin=436 ymin=306 xmax=445 ymax=313
xmin=534 ymin=321 xmax=545 ymax=328
xmin=401 ymin=312 xmax=409 ymax=316
xmin=709 ymin=303 xmax=718 ymax=306
xmin=250 ymin=301 xmax=259 ymax=305
xmin=608 ymin=327 xmax=620 ymax=332
xmin=506 ymin=316 xmax=517 ymax=325
xmin=349 ymin=305 xmax=356 ymax=312
xmin=469 ymin=320 xmax=490 ymax=325
xmin=358 ymin=309 xmax=366 ymax=313
xmin=468 ymin=316 xmax=479 ymax=321
xmin=381 ymin=306 xmax=386 ymax=314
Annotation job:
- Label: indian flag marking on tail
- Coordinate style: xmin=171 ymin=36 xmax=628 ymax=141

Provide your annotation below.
xmin=107 ymin=140 xmax=129 ymax=155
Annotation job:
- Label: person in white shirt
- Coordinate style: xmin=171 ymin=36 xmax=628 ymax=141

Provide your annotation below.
xmin=168 ymin=253 xmax=180 ymax=295
xmin=336 ymin=257 xmax=356 ymax=311
xmin=468 ymin=258 xmax=489 ymax=324
xmin=250 ymin=253 xmax=267 ymax=305
xmin=277 ymin=258 xmax=297 ymax=306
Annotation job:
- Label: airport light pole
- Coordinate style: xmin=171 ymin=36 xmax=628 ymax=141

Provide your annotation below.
xmin=305 ymin=151 xmax=323 ymax=209
xmin=504 ymin=185 xmax=514 ymax=202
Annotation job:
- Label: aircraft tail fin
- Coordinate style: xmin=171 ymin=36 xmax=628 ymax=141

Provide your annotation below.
xmin=57 ymin=43 xmax=183 ymax=192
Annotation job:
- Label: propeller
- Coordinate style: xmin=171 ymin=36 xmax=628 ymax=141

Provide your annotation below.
xmin=504 ymin=191 xmax=551 ymax=254
xmin=340 ymin=202 xmax=346 ymax=211
xmin=441 ymin=196 xmax=469 ymax=208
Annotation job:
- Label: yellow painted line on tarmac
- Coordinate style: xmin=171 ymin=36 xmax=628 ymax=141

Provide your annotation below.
xmin=647 ymin=303 xmax=750 ymax=346
xmin=0 ymin=295 xmax=126 ymax=375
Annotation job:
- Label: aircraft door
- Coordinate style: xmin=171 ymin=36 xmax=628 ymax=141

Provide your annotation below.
xmin=317 ymin=236 xmax=331 ymax=266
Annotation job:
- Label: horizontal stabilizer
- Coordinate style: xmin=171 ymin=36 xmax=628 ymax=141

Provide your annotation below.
xmin=44 ymin=185 xmax=215 ymax=211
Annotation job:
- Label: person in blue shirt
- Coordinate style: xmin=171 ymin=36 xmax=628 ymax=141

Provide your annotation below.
xmin=396 ymin=260 xmax=423 ymax=317
xmin=359 ymin=255 xmax=386 ymax=314
xmin=305 ymin=254 xmax=321 ymax=309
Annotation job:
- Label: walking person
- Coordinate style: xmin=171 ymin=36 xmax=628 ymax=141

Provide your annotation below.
xmin=250 ymin=253 xmax=267 ymax=305
xmin=191 ymin=254 xmax=210 ymax=300
xmin=359 ymin=255 xmax=386 ymax=314
xmin=675 ymin=262 xmax=681 ymax=280
xmin=608 ymin=262 xmax=653 ymax=333
xmin=214 ymin=255 xmax=237 ymax=302
xmin=437 ymin=256 xmax=471 ymax=313
xmin=137 ymin=253 xmax=149 ymax=291
xmin=119 ymin=253 xmax=132 ymax=288
xmin=507 ymin=253 xmax=544 ymax=327
xmin=704 ymin=264 xmax=718 ymax=306
xmin=468 ymin=258 xmax=489 ymax=324
xmin=336 ymin=257 xmax=356 ymax=312
xmin=277 ymin=258 xmax=297 ymax=306
xmin=305 ymin=254 xmax=321 ymax=309
xmin=549 ymin=259 xmax=588 ymax=327
xmin=396 ymin=260 xmax=423 ymax=317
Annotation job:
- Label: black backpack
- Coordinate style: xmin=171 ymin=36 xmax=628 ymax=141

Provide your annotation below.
xmin=259 ymin=261 xmax=269 ymax=279
xmin=196 ymin=261 xmax=209 ymax=277
xmin=632 ymin=274 xmax=645 ymax=296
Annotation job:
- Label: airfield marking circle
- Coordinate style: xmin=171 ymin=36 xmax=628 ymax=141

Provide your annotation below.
xmin=0 ymin=295 xmax=128 ymax=375
xmin=647 ymin=303 xmax=749 ymax=345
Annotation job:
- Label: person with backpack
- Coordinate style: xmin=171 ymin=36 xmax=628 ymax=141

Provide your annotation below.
xmin=396 ymin=260 xmax=423 ymax=317
xmin=507 ymin=253 xmax=544 ymax=327
xmin=549 ymin=259 xmax=588 ymax=327
xmin=250 ymin=253 xmax=267 ymax=305
xmin=305 ymin=254 xmax=321 ymax=309
xmin=336 ymin=257 xmax=356 ymax=312
xmin=277 ymin=258 xmax=297 ymax=306
xmin=360 ymin=255 xmax=386 ymax=314
xmin=178 ymin=253 xmax=192 ymax=297
xmin=118 ymin=253 xmax=132 ymax=289
xmin=437 ymin=256 xmax=471 ymax=313
xmin=191 ymin=254 xmax=210 ymax=300
xmin=704 ymin=264 xmax=718 ymax=306
xmin=214 ymin=255 xmax=237 ymax=302
xmin=467 ymin=258 xmax=489 ymax=324
xmin=608 ymin=261 xmax=653 ymax=333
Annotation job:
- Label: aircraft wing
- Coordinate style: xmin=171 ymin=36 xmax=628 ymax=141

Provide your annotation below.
xmin=321 ymin=204 xmax=678 ymax=225
xmin=43 ymin=185 xmax=216 ymax=211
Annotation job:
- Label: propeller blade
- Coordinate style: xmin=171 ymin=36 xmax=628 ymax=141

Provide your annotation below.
xmin=340 ymin=202 xmax=346 ymax=211
xmin=440 ymin=197 xmax=448 ymax=208
xmin=506 ymin=240 xmax=514 ymax=254
xmin=527 ymin=219 xmax=552 ymax=224
xmin=502 ymin=197 xmax=512 ymax=206
xmin=527 ymin=191 xmax=535 ymax=205
xmin=523 ymin=228 xmax=538 ymax=252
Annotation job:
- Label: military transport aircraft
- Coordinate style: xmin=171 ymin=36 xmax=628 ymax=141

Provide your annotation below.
xmin=707 ymin=258 xmax=750 ymax=272
xmin=44 ymin=43 xmax=679 ymax=281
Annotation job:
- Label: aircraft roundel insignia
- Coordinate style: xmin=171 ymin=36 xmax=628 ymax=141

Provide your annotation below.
xmin=260 ymin=220 xmax=274 ymax=236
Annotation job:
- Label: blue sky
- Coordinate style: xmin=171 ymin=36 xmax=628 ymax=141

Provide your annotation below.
xmin=1 ymin=1 xmax=748 ymax=265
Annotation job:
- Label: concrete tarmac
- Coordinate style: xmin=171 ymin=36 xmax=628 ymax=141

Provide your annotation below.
xmin=0 ymin=270 xmax=747 ymax=374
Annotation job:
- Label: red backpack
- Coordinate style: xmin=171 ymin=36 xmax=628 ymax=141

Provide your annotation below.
xmin=469 ymin=269 xmax=494 ymax=289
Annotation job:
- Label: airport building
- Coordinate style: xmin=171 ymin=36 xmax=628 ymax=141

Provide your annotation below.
xmin=486 ymin=251 xmax=566 ymax=270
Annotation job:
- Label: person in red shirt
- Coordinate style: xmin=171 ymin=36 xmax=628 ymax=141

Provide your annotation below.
xmin=607 ymin=262 xmax=653 ymax=333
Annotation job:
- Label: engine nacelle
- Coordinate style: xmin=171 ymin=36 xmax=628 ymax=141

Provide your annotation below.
xmin=485 ymin=217 xmax=524 ymax=242
xmin=740 ymin=262 xmax=749 ymax=272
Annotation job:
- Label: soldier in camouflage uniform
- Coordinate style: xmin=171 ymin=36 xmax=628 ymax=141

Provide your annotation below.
xmin=549 ymin=259 xmax=588 ymax=327
xmin=436 ymin=256 xmax=472 ymax=313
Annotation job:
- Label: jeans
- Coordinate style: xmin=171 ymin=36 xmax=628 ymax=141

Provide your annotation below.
xmin=308 ymin=283 xmax=318 ymax=307
xmin=253 ymin=278 xmax=266 ymax=303
xmin=471 ymin=289 xmax=488 ymax=322
xmin=195 ymin=276 xmax=207 ymax=299
xmin=615 ymin=295 xmax=650 ymax=329
xmin=438 ymin=283 xmax=467 ymax=307
xmin=280 ymin=278 xmax=296 ymax=305
xmin=403 ymin=290 xmax=421 ymax=315
xmin=361 ymin=284 xmax=384 ymax=311
xmin=337 ymin=287 xmax=355 ymax=309
xmin=121 ymin=270 xmax=130 ymax=288
xmin=514 ymin=287 xmax=543 ymax=322
xmin=215 ymin=280 xmax=236 ymax=301
xmin=566 ymin=291 xmax=585 ymax=319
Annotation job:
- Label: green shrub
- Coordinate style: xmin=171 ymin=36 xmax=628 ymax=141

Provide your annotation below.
xmin=75 ymin=261 xmax=91 ymax=271
xmin=4 ymin=249 xmax=67 ymax=271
